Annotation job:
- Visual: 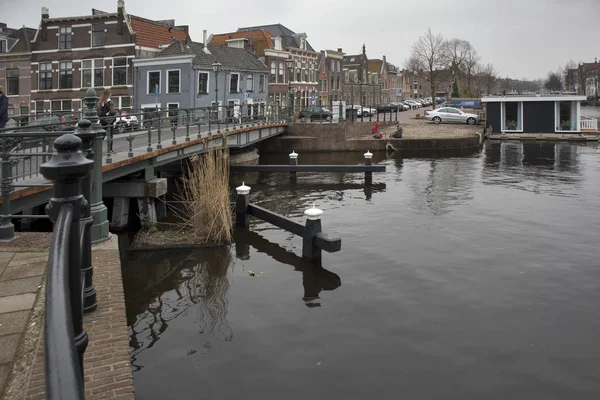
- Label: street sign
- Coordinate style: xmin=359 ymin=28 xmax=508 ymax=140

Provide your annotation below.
xmin=396 ymin=88 xmax=402 ymax=96
xmin=155 ymin=84 xmax=159 ymax=94
xmin=245 ymin=93 xmax=251 ymax=99
xmin=311 ymin=95 xmax=315 ymax=104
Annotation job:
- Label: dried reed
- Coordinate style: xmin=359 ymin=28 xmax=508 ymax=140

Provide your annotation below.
xmin=172 ymin=148 xmax=233 ymax=245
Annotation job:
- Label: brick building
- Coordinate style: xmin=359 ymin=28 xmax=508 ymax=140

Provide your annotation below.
xmin=342 ymin=44 xmax=379 ymax=106
xmin=0 ymin=25 xmax=36 ymax=121
xmin=317 ymin=49 xmax=344 ymax=106
xmin=29 ymin=0 xmax=189 ymax=118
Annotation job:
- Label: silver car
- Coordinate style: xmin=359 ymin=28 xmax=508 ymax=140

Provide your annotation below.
xmin=424 ymin=107 xmax=480 ymax=125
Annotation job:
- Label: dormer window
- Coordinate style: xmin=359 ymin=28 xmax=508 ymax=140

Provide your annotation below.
xmin=274 ymin=37 xmax=282 ymax=51
xmin=300 ymin=37 xmax=306 ymax=50
xmin=0 ymin=40 xmax=7 ymax=53
xmin=92 ymin=24 xmax=105 ymax=47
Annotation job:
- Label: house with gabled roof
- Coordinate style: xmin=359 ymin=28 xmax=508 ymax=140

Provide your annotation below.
xmin=236 ymin=24 xmax=319 ymax=110
xmin=0 ymin=25 xmax=37 ymax=121
xmin=29 ymin=0 xmax=190 ymax=118
xmin=342 ymin=44 xmax=380 ymax=106
xmin=132 ymin=40 xmax=269 ymax=122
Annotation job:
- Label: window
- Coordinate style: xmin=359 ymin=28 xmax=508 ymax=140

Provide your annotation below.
xmin=51 ymin=100 xmax=72 ymax=115
xmin=92 ymin=24 xmax=105 ymax=47
xmin=296 ymin=62 xmax=301 ymax=82
xmin=118 ymin=96 xmax=131 ymax=110
xmin=39 ymin=62 xmax=52 ymax=90
xmin=230 ymin=73 xmax=239 ymax=93
xmin=59 ymin=62 xmax=73 ymax=89
xmin=556 ymin=101 xmax=577 ymax=131
xmin=82 ymin=59 xmax=103 ymax=88
xmin=330 ymin=60 xmax=334 ymax=72
xmin=336 ymin=76 xmax=340 ymax=90
xmin=501 ymin=101 xmax=523 ymax=131
xmin=270 ymin=62 xmax=276 ymax=83
xmin=279 ymin=62 xmax=284 ymax=82
xmin=0 ymin=40 xmax=6 ymax=53
xmin=112 ymin=57 xmax=127 ymax=86
xmin=198 ymin=71 xmax=208 ymax=94
xmin=337 ymin=61 xmax=341 ymax=72
xmin=323 ymin=80 xmax=327 ymax=92
xmin=167 ymin=70 xmax=180 ymax=93
xmin=6 ymin=69 xmax=19 ymax=95
xmin=259 ymin=75 xmax=265 ymax=92
xmin=59 ymin=27 xmax=72 ymax=50
xmin=246 ymin=74 xmax=253 ymax=92
xmin=148 ymin=71 xmax=160 ymax=94
xmin=35 ymin=101 xmax=45 ymax=115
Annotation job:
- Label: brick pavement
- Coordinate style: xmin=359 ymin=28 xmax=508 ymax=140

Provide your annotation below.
xmin=0 ymin=234 xmax=135 ymax=400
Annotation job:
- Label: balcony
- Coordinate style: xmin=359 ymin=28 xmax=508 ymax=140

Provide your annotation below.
xmin=580 ymin=117 xmax=598 ymax=132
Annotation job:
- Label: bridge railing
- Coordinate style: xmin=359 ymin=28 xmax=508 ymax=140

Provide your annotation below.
xmin=40 ymin=131 xmax=94 ymax=400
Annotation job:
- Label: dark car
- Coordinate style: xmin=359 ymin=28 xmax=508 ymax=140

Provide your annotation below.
xmin=298 ymin=107 xmax=333 ymax=122
xmin=60 ymin=114 xmax=79 ymax=131
xmin=376 ymin=103 xmax=399 ymax=112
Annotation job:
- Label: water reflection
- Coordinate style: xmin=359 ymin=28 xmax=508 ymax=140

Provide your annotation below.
xmin=233 ymin=228 xmax=342 ymax=307
xmin=123 ymin=246 xmax=233 ymax=371
xmin=482 ymin=141 xmax=582 ymax=196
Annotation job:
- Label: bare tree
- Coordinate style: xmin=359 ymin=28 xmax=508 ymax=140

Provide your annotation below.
xmin=410 ymin=28 xmax=446 ymax=108
xmin=564 ymin=60 xmax=577 ymax=91
xmin=575 ymin=62 xmax=590 ymax=96
xmin=444 ymin=39 xmax=471 ymax=93
xmin=464 ymin=46 xmax=480 ymax=91
xmin=405 ymin=55 xmax=425 ymax=72
xmin=474 ymin=63 xmax=496 ymax=96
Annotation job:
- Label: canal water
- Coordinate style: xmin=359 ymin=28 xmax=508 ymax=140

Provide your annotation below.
xmin=122 ymin=142 xmax=600 ymax=400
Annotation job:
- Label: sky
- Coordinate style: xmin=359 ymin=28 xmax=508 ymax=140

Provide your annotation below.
xmin=3 ymin=0 xmax=599 ymax=80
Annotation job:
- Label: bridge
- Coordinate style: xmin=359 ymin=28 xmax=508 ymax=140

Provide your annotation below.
xmin=0 ymin=88 xmax=288 ymax=243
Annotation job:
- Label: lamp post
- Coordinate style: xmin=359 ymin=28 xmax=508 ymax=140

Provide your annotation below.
xmin=286 ymin=59 xmax=295 ymax=122
xmin=212 ymin=62 xmax=221 ymax=121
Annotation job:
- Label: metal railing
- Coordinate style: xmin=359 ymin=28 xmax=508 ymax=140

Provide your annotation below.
xmin=40 ymin=132 xmax=94 ymax=400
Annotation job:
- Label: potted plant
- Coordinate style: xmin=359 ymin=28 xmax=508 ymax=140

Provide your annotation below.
xmin=506 ymin=120 xmax=517 ymax=130
xmin=560 ymin=120 xmax=571 ymax=130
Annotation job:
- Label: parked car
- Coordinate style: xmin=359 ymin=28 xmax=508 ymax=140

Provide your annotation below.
xmin=376 ymin=103 xmax=399 ymax=112
xmin=60 ymin=114 xmax=78 ymax=131
xmin=444 ymin=99 xmax=483 ymax=109
xmin=346 ymin=105 xmax=363 ymax=117
xmin=391 ymin=102 xmax=408 ymax=111
xmin=404 ymin=100 xmax=420 ymax=110
xmin=299 ymin=107 xmax=333 ymax=121
xmin=398 ymin=102 xmax=410 ymax=111
xmin=113 ymin=109 xmax=140 ymax=133
xmin=424 ymin=107 xmax=480 ymax=125
xmin=361 ymin=107 xmax=377 ymax=116
xmin=434 ymin=97 xmax=444 ymax=104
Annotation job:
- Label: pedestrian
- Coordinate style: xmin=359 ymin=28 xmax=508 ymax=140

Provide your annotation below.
xmin=98 ymin=89 xmax=117 ymax=152
xmin=371 ymin=121 xmax=382 ymax=139
xmin=0 ymin=86 xmax=9 ymax=129
xmin=392 ymin=122 xmax=403 ymax=139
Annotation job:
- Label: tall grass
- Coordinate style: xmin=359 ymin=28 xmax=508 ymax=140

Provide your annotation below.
xmin=173 ymin=148 xmax=233 ymax=245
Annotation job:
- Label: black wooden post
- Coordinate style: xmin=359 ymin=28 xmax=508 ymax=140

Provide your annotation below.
xmin=171 ymin=125 xmax=177 ymax=145
xmin=41 ymin=133 xmax=93 ymax=389
xmin=289 ymin=150 xmax=298 ymax=181
xmin=364 ymin=150 xmax=373 ymax=185
xmin=235 ymin=182 xmax=250 ymax=226
xmin=302 ymin=204 xmax=323 ymax=261
xmin=73 ymin=119 xmax=97 ymax=313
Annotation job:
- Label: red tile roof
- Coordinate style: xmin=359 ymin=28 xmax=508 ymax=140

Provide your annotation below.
xmin=209 ymin=30 xmax=275 ymax=56
xmin=131 ymin=17 xmax=188 ymax=49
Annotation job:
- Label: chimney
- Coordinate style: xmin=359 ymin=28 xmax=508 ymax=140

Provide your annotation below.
xmin=337 ymin=48 xmax=342 ymax=53
xmin=203 ymin=30 xmax=207 ymax=45
xmin=117 ymin=0 xmax=124 ymax=13
xmin=41 ymin=6 xmax=49 ymax=19
xmin=117 ymin=0 xmax=124 ymax=35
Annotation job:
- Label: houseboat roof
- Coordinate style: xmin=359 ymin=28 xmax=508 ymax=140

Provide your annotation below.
xmin=481 ymin=94 xmax=587 ymax=103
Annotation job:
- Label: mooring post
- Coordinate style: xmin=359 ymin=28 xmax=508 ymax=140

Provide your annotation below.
xmin=302 ymin=203 xmax=323 ymax=261
xmin=364 ymin=150 xmax=373 ymax=185
xmin=289 ymin=150 xmax=298 ymax=181
xmin=235 ymin=182 xmax=250 ymax=226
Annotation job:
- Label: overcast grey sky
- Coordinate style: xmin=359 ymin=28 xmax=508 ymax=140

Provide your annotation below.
xmin=3 ymin=0 xmax=599 ymax=80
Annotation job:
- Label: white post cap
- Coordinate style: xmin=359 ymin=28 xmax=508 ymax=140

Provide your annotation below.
xmin=304 ymin=203 xmax=323 ymax=220
xmin=364 ymin=150 xmax=373 ymax=159
xmin=236 ymin=182 xmax=251 ymax=195
xmin=289 ymin=150 xmax=299 ymax=159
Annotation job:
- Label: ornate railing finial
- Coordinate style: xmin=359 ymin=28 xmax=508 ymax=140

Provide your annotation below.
xmin=83 ymin=88 xmax=99 ymax=125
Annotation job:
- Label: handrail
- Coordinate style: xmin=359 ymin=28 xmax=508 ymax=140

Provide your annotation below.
xmin=44 ymin=203 xmax=84 ymax=399
xmin=41 ymin=131 xmax=93 ymax=399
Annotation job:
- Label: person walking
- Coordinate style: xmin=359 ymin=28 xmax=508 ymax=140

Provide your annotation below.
xmin=0 ymin=86 xmax=9 ymax=129
xmin=98 ymin=89 xmax=116 ymax=152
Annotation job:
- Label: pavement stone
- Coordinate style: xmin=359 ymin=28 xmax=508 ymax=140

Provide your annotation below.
xmin=0 ymin=276 xmax=43 ymax=298
xmin=0 ymin=311 xmax=30 ymax=336
xmin=9 ymin=254 xmax=48 ymax=266
xmin=0 ymin=260 xmax=8 ymax=278
xmin=0 ymin=363 xmax=10 ymax=398
xmin=0 ymin=334 xmax=20 ymax=363
xmin=0 ymin=261 xmax=47 ymax=282
xmin=0 ymin=293 xmax=36 ymax=314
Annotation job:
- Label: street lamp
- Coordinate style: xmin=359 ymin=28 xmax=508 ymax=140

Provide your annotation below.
xmin=212 ymin=62 xmax=221 ymax=120
xmin=286 ymin=59 xmax=295 ymax=121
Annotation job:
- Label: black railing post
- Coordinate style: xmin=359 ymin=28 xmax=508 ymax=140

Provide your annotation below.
xmin=184 ymin=110 xmax=191 ymax=142
xmin=127 ymin=134 xmax=134 ymax=158
xmin=196 ymin=121 xmax=202 ymax=139
xmin=82 ymin=88 xmax=109 ymax=244
xmin=72 ymin=119 xmax=97 ymax=313
xmin=0 ymin=138 xmax=17 ymax=240
xmin=302 ymin=204 xmax=323 ymax=261
xmin=364 ymin=150 xmax=373 ymax=185
xmin=235 ymin=182 xmax=250 ymax=226
xmin=41 ymin=132 xmax=93 ymax=398
xmin=156 ymin=112 xmax=163 ymax=149
xmin=146 ymin=124 xmax=153 ymax=153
